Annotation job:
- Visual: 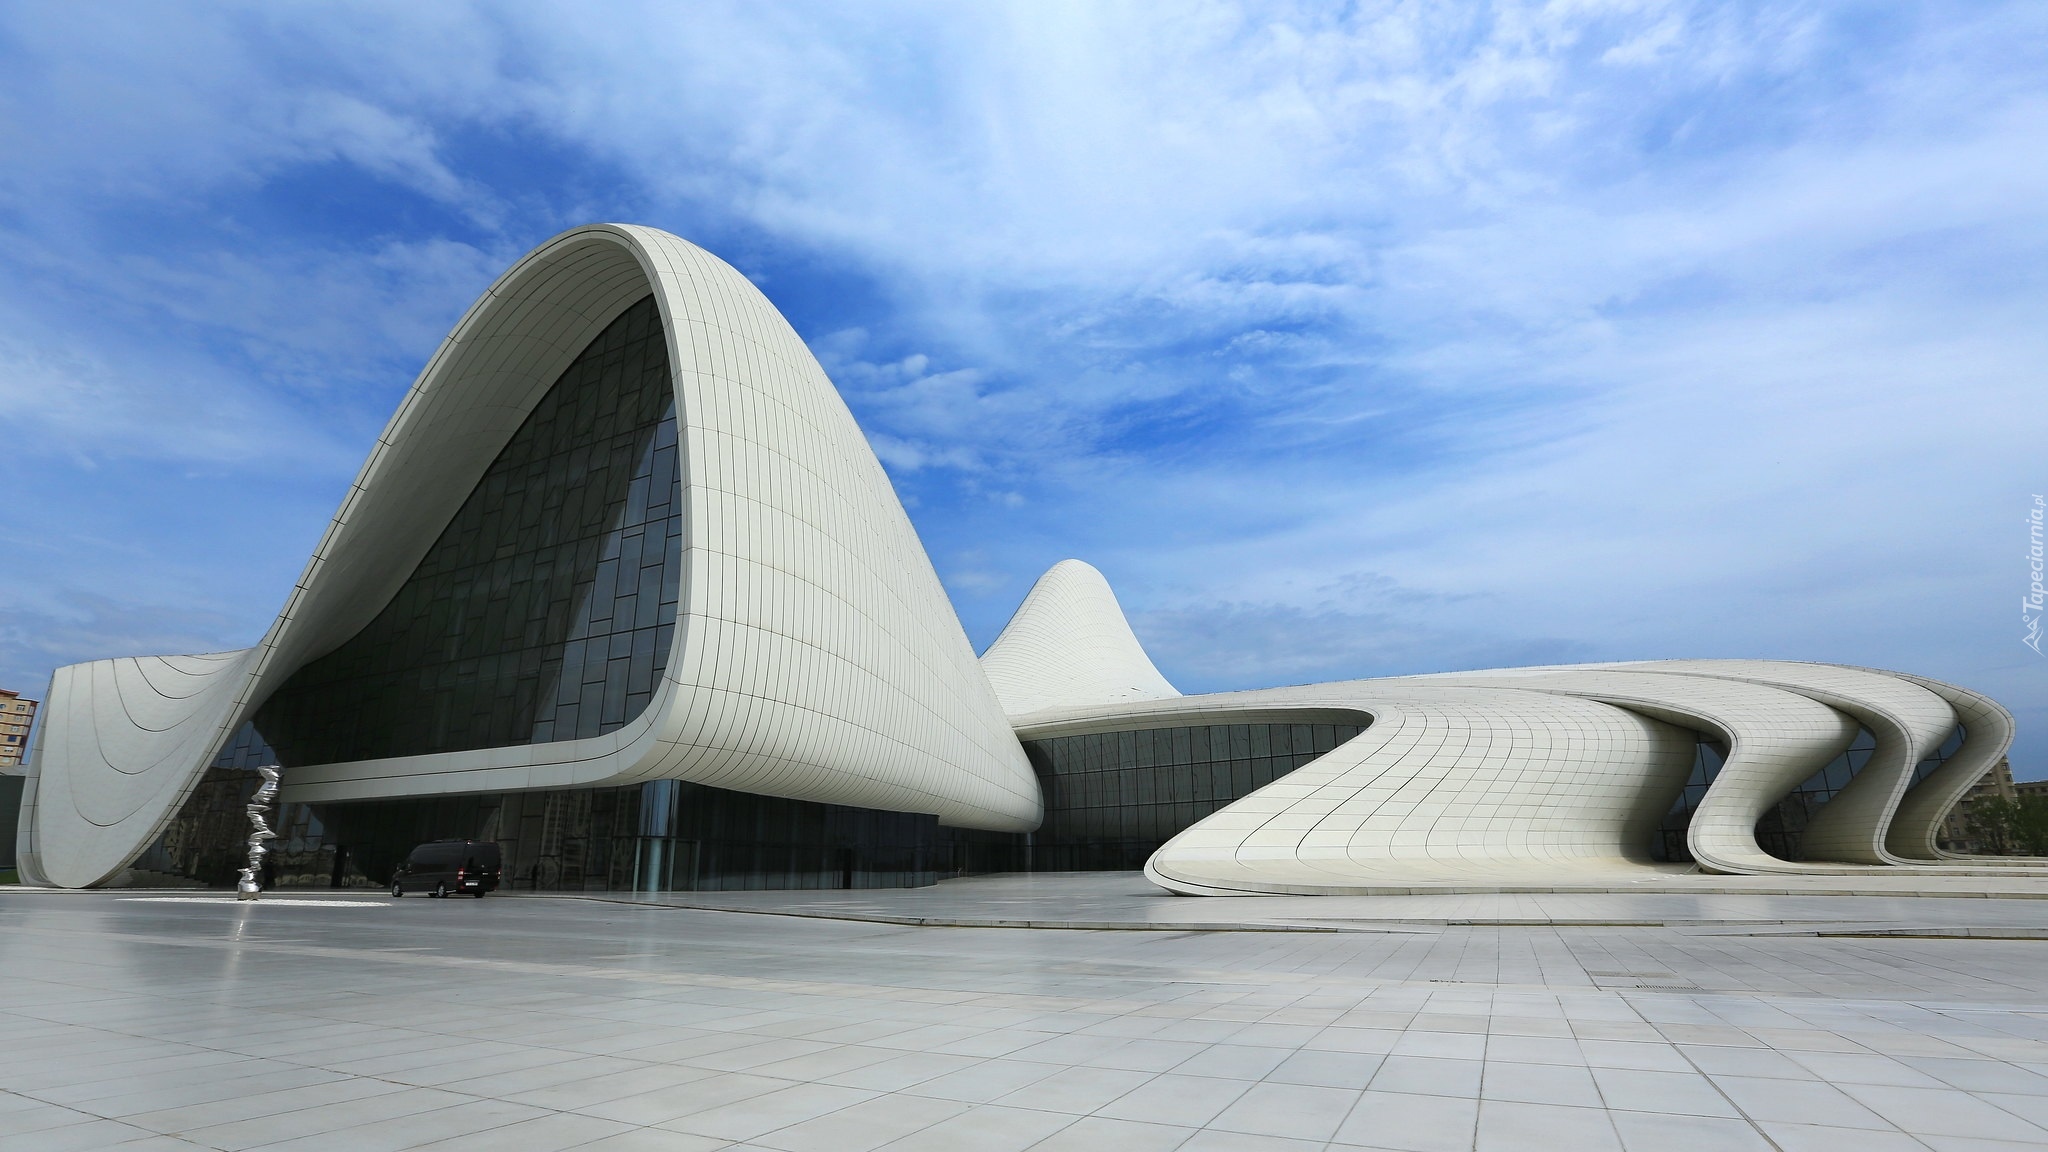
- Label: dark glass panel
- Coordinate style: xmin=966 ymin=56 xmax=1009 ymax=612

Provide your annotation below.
xmin=1907 ymin=724 xmax=1968 ymax=789
xmin=1009 ymin=719 xmax=1370 ymax=874
xmin=149 ymin=711 xmax=1372 ymax=889
xmin=1654 ymin=726 xmax=1889 ymax=865
xmin=1651 ymin=734 xmax=1728 ymax=863
xmin=256 ymin=295 xmax=683 ymax=765
xmin=1753 ymin=726 xmax=1878 ymax=862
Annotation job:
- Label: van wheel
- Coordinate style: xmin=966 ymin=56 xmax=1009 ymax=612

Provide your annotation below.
xmin=390 ymin=882 xmax=403 ymax=898
xmin=434 ymin=882 xmax=448 ymax=898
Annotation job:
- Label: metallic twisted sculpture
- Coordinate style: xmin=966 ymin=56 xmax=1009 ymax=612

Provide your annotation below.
xmin=236 ymin=766 xmax=281 ymax=900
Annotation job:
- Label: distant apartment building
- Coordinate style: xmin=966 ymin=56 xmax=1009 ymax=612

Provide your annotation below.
xmin=0 ymin=689 xmax=35 ymax=768
xmin=1940 ymin=756 xmax=2018 ymax=852
xmin=0 ymin=689 xmax=30 ymax=872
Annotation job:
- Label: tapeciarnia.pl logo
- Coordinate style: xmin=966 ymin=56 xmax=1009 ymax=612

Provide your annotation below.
xmin=2027 ymin=494 xmax=2045 ymax=655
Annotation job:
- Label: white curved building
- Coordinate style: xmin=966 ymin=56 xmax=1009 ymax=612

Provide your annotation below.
xmin=19 ymin=225 xmax=1035 ymax=891
xmin=1130 ymin=662 xmax=2017 ymax=895
xmin=9 ymin=225 xmax=2026 ymax=895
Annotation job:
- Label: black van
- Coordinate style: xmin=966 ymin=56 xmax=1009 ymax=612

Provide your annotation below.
xmin=391 ymin=839 xmax=501 ymax=898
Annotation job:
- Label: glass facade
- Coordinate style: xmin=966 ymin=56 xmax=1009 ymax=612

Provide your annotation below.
xmin=257 ymin=294 xmax=683 ymax=765
xmin=133 ymin=706 xmax=1964 ymax=884
xmin=315 ymin=781 xmax=947 ymax=893
xmin=131 ymin=724 xmax=346 ymax=888
xmin=1753 ymin=726 xmax=1877 ymax=861
xmin=1651 ymin=735 xmax=1729 ymax=863
xmin=1012 ymin=720 xmax=1369 ymax=871
xmin=142 ymin=721 xmax=950 ymax=891
xmin=134 ymin=716 xmax=1371 ymax=890
xmin=1754 ymin=723 xmax=1969 ymax=861
xmin=1654 ymin=725 xmax=1930 ymax=863
xmin=142 ymin=765 xmax=946 ymax=893
xmin=1908 ymin=724 xmax=1968 ymax=789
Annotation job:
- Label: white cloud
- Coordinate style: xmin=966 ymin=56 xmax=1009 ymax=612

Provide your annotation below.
xmin=284 ymin=92 xmax=477 ymax=212
xmin=0 ymin=0 xmax=2043 ymax=763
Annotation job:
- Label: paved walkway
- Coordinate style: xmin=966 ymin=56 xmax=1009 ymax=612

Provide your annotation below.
xmin=610 ymin=870 xmax=2048 ymax=934
xmin=7 ymin=878 xmax=2048 ymax=1150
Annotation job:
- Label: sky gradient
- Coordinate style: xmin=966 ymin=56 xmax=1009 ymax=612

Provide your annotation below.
xmin=2 ymin=2 xmax=2044 ymax=773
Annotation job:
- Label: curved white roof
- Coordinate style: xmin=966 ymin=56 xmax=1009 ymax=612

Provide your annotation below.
xmin=1134 ymin=660 xmax=2029 ymax=895
xmin=22 ymin=225 xmax=1040 ymax=887
xmin=981 ymin=559 xmax=1179 ymax=718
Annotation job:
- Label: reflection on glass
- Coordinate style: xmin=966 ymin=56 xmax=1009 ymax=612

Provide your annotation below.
xmin=1014 ymin=720 xmax=1369 ymax=872
xmin=141 ymin=718 xmax=1373 ymax=891
xmin=257 ymin=294 xmax=683 ymax=764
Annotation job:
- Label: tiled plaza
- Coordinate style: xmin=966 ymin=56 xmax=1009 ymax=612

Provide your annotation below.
xmin=8 ymin=875 xmax=2048 ymax=1151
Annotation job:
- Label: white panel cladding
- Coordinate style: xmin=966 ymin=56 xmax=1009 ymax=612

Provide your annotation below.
xmin=1141 ymin=689 xmax=1696 ymax=894
xmin=1134 ymin=661 xmax=2035 ymax=896
xmin=610 ymin=230 xmax=1040 ymax=829
xmin=1602 ymin=660 xmax=1957 ymax=865
xmin=1884 ymin=673 xmax=2018 ymax=861
xmin=981 ymin=560 xmax=1180 ymax=718
xmin=1415 ymin=669 xmax=1863 ymax=875
xmin=16 ymin=650 xmax=257 ymax=889
xmin=1429 ymin=661 xmax=2019 ymax=872
xmin=28 ymin=224 xmax=1039 ymax=886
xmin=999 ymin=679 xmax=1694 ymax=895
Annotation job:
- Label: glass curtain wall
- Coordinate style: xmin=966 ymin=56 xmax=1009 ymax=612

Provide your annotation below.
xmin=290 ymin=782 xmax=947 ymax=893
xmin=1907 ymin=725 xmax=1968 ymax=789
xmin=1753 ymin=727 xmax=1877 ymax=861
xmin=1655 ymin=726 xmax=1906 ymax=863
xmin=131 ymin=724 xmax=345 ymax=888
xmin=1007 ymin=720 xmax=1369 ymax=871
xmin=256 ymin=294 xmax=683 ymax=764
xmin=1650 ymin=734 xmax=1729 ymax=863
xmin=137 ymin=716 xmax=1373 ymax=890
xmin=143 ymin=715 xmax=948 ymax=893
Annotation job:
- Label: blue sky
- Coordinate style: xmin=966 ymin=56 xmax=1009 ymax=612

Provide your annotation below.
xmin=2 ymin=2 xmax=2045 ymax=773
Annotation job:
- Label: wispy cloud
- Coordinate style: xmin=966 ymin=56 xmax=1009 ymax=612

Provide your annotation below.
xmin=0 ymin=1 xmax=2043 ymax=767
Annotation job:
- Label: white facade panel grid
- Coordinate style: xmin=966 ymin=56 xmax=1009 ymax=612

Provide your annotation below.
xmin=981 ymin=559 xmax=1180 ymax=717
xmin=1091 ymin=659 xmax=2040 ymax=895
